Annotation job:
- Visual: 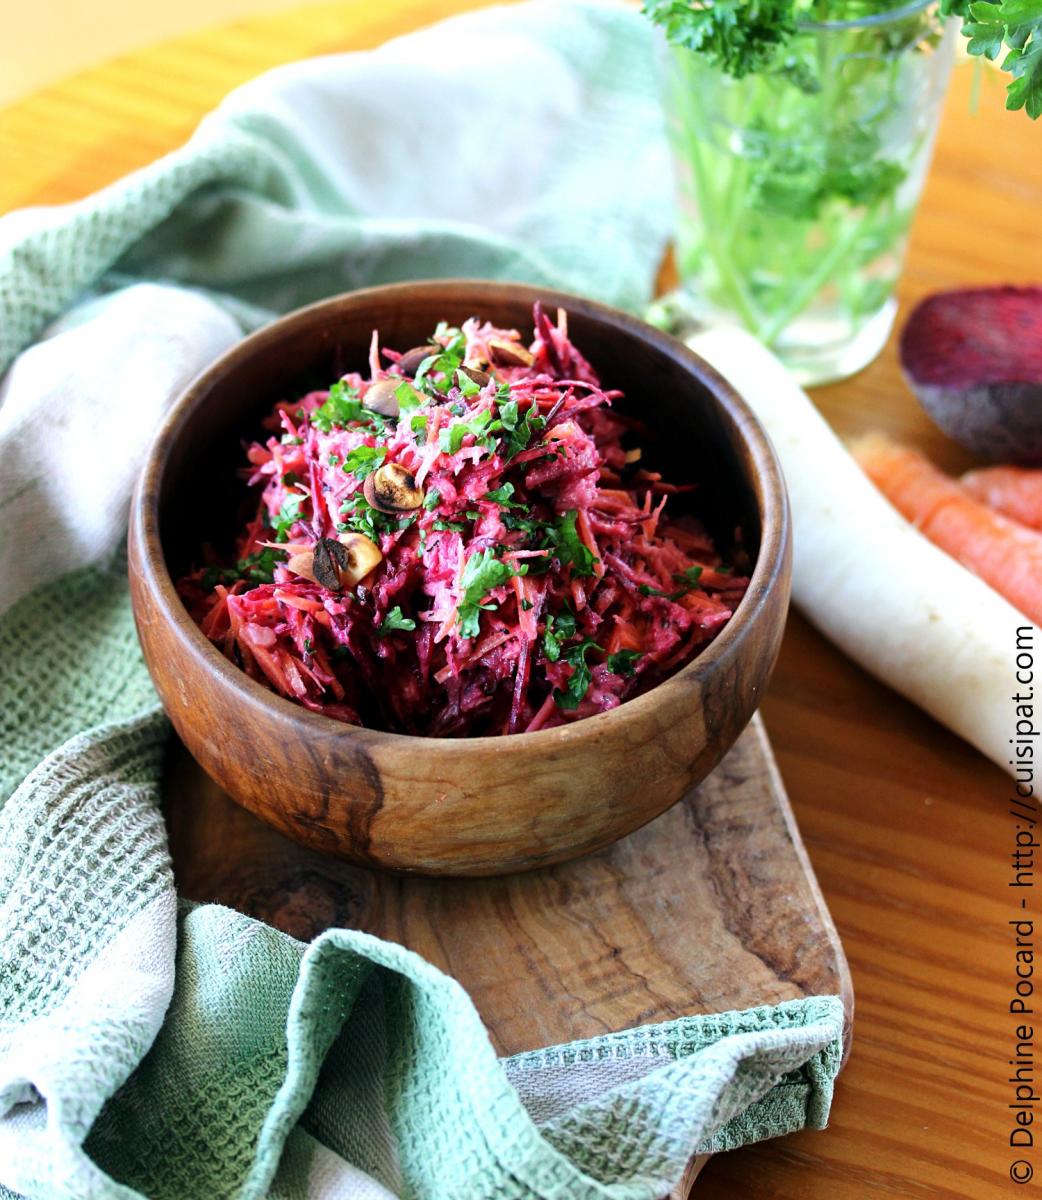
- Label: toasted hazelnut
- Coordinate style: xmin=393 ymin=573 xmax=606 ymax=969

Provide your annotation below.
xmin=363 ymin=462 xmax=423 ymax=513
xmin=286 ymin=550 xmax=318 ymax=583
xmin=336 ymin=533 xmax=383 ymax=586
xmin=363 ymin=378 xmax=420 ymax=418
xmin=458 ymin=364 xmax=492 ymax=389
xmin=311 ymin=538 xmax=350 ymax=591
xmin=397 ymin=345 xmax=437 ymax=376
xmin=487 ymin=337 xmax=534 ymax=368
xmin=287 ymin=536 xmax=382 ymax=592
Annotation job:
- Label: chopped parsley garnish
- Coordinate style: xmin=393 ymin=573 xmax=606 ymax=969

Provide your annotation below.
xmin=675 ymin=565 xmax=705 ymax=588
xmin=456 ymin=368 xmax=481 ymax=397
xmin=342 ymin=445 xmax=387 ymax=480
xmin=396 ymin=381 xmax=422 ymax=413
xmin=502 ymin=511 xmax=542 ymax=536
xmin=485 ymin=482 xmax=523 ymax=507
xmin=498 ymin=398 xmax=545 ymax=459
xmin=311 ymin=380 xmax=363 ymax=432
xmin=271 ymin=494 xmax=304 ymax=542
xmin=379 ymin=606 xmax=417 ymax=635
xmin=607 ymin=649 xmax=642 ymax=677
xmin=201 ymin=546 xmax=288 ymax=590
xmin=553 ymin=639 xmax=602 ymax=711
xmin=423 ymin=489 xmax=441 ymax=510
xmin=545 ymin=510 xmax=596 ymax=577
xmin=414 ymin=324 xmax=467 ymax=396
xmin=542 ymin=608 xmax=578 ymax=663
xmin=457 ymin=549 xmax=526 ymax=639
xmin=338 ymin=495 xmax=401 ymax=538
xmin=639 ymin=565 xmax=704 ymax=600
xmin=439 ymin=408 xmax=497 ymax=455
xmin=433 ymin=517 xmax=466 ymax=533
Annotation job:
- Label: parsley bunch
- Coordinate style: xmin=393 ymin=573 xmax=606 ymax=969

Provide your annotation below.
xmin=643 ymin=0 xmax=796 ymax=77
xmin=645 ymin=0 xmax=1042 ymax=118
xmin=944 ymin=0 xmax=1042 ymax=117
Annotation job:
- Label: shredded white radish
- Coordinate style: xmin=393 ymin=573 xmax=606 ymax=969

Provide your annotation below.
xmin=690 ymin=326 xmax=1033 ymax=775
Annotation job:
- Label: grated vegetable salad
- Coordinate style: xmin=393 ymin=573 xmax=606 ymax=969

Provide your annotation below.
xmin=177 ymin=305 xmax=750 ymax=736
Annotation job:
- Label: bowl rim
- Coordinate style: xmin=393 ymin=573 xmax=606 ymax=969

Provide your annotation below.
xmin=130 ymin=279 xmax=790 ymax=754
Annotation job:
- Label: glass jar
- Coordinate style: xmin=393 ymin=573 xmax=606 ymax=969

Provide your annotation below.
xmin=661 ymin=1 xmax=958 ymax=384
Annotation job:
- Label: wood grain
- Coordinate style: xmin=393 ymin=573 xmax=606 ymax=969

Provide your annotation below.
xmin=166 ymin=714 xmax=850 ymax=1051
xmin=165 ymin=710 xmax=849 ymax=1200
xmin=3 ymin=7 xmax=1040 ymax=1197
xmin=128 ymin=280 xmax=790 ymax=875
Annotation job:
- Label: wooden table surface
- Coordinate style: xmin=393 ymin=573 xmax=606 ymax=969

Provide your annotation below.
xmin=3 ymin=5 xmax=1040 ymax=1197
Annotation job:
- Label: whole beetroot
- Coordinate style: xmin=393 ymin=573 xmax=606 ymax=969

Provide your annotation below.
xmin=900 ymin=286 xmax=1042 ymax=464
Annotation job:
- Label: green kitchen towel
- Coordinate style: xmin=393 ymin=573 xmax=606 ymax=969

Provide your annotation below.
xmin=0 ymin=3 xmax=846 ymax=1198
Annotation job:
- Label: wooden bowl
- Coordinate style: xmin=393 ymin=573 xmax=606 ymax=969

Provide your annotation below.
xmin=129 ymin=281 xmax=790 ymax=876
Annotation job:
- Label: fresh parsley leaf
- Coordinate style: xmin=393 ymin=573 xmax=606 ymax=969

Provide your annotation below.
xmin=498 ymin=399 xmax=546 ymax=459
xmin=342 ymin=445 xmax=387 ymax=479
xmin=607 ymin=649 xmax=642 ymax=677
xmin=543 ymin=624 xmax=562 ymax=663
xmin=502 ymin=511 xmax=542 ymax=536
xmin=456 ymin=369 xmax=481 ymax=397
xmin=553 ymin=608 xmax=578 ymax=639
xmin=433 ymin=517 xmax=466 ymax=533
xmin=457 ymin=549 xmax=526 ymax=639
xmin=312 ymin=380 xmax=363 ymax=432
xmin=236 ymin=547 xmax=287 ymax=585
xmin=639 ymin=565 xmax=704 ymax=600
xmin=542 ymin=607 xmax=578 ymax=664
xmin=338 ymin=495 xmax=399 ymax=539
xmin=674 ymin=565 xmax=704 ymax=589
xmin=485 ymin=482 xmax=523 ymax=507
xmin=439 ymin=408 xmax=498 ymax=456
xmin=395 ymin=381 xmax=422 ymax=413
xmin=553 ymin=639 xmax=602 ymax=711
xmin=951 ymin=0 xmax=1042 ymax=118
xmin=414 ymin=325 xmax=467 ymax=396
xmin=271 ymin=494 xmax=304 ymax=542
xmin=545 ymin=510 xmax=596 ymax=577
xmin=378 ymin=606 xmax=417 ymax=635
xmin=423 ymin=489 xmax=441 ymax=510
xmin=642 ymin=0 xmax=796 ymax=79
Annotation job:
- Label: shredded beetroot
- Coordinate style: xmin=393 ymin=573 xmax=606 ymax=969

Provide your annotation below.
xmin=177 ymin=305 xmax=750 ymax=736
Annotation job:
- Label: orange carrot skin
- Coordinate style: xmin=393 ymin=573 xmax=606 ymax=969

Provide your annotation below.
xmin=962 ymin=465 xmax=1042 ymax=532
xmin=854 ymin=434 xmax=1042 ymax=627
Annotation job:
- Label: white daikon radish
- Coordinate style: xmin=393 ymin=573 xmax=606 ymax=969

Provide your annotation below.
xmin=689 ymin=326 xmax=1031 ymax=775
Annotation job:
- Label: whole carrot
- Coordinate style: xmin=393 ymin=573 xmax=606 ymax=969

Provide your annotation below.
xmin=962 ymin=465 xmax=1042 ymax=531
xmin=853 ymin=434 xmax=1042 ymax=628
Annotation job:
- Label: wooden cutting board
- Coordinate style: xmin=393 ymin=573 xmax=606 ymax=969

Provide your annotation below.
xmin=165 ymin=712 xmax=852 ymax=1197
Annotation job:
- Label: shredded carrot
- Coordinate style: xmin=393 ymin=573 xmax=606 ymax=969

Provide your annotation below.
xmin=855 ymin=434 xmax=1042 ymax=627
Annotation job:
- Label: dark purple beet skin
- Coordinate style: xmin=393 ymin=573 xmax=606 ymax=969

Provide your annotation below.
xmin=900 ymin=286 xmax=1042 ymax=464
